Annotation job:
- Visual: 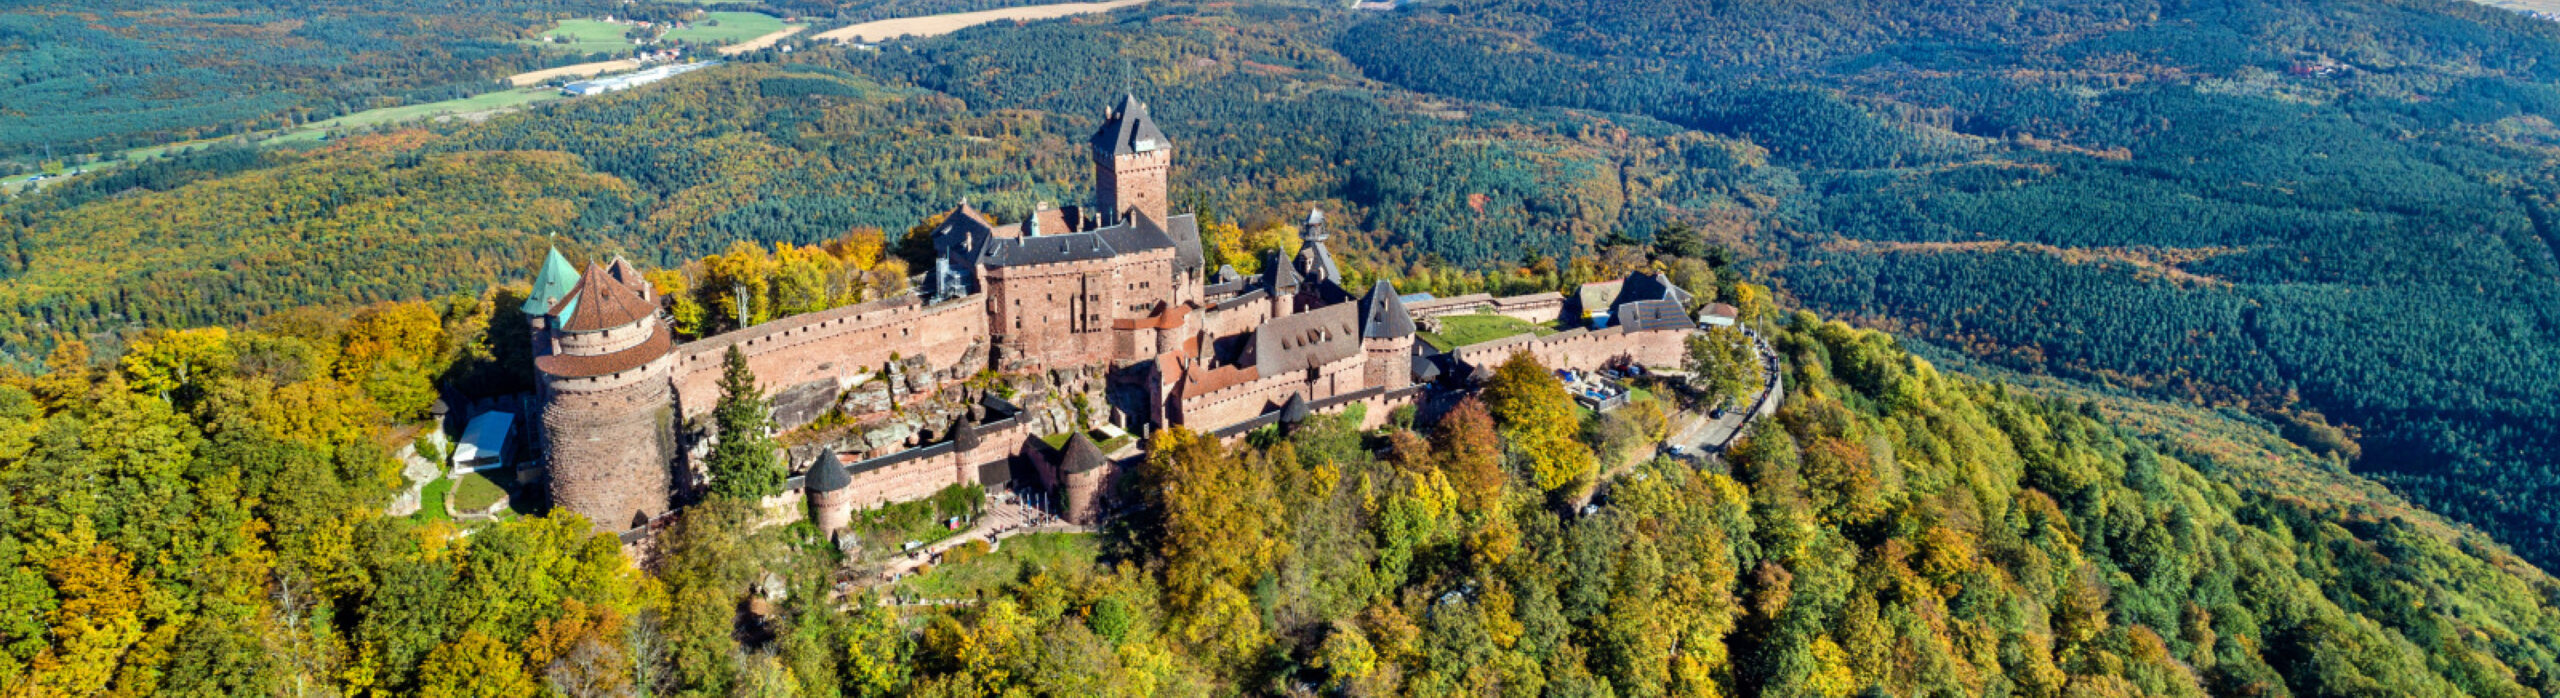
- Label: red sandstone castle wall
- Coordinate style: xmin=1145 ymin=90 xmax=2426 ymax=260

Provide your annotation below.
xmin=1408 ymin=292 xmax=1568 ymax=325
xmin=1203 ymin=298 xmax=1272 ymax=338
xmin=1178 ymin=352 xmax=1367 ymax=432
xmin=1098 ymin=150 xmax=1171 ymax=224
xmin=985 ymin=248 xmax=1176 ymax=369
xmin=1453 ymin=326 xmax=1689 ymax=373
xmin=667 ymin=295 xmax=990 ymax=421
xmin=834 ymin=422 xmax=1032 ymax=510
xmin=543 ymin=357 xmax=676 ymax=533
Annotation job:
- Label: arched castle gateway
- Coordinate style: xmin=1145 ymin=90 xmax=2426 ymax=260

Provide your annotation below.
xmin=524 ymin=96 xmax=1705 ymax=534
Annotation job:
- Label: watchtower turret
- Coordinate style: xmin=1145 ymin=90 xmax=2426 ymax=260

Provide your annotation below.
xmin=1092 ymin=94 xmax=1172 ymax=226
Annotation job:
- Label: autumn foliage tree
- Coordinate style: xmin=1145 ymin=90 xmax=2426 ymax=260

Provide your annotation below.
xmin=1481 ymin=352 xmax=1594 ymax=493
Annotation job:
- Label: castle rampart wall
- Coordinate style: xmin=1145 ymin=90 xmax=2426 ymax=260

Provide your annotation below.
xmin=1452 ymin=326 xmax=1689 ymax=373
xmin=1408 ymin=292 xmax=1568 ymax=325
xmin=1180 ymin=352 xmax=1368 ymax=432
xmin=668 ymin=294 xmax=990 ymax=424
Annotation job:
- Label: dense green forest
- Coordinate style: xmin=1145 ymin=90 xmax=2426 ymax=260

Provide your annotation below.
xmin=5 ymin=293 xmax=2557 ymax=695
xmin=0 ymin=0 xmax=647 ymax=165
xmin=4 ymin=0 xmax=2559 ymax=592
xmin=1329 ymin=0 xmax=2560 ymax=573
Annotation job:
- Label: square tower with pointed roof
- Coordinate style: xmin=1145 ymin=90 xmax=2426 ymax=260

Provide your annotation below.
xmin=1093 ymin=94 xmax=1172 ymax=226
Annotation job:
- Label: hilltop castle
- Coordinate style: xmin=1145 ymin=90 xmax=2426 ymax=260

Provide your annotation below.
xmin=519 ymin=96 xmax=1699 ymax=535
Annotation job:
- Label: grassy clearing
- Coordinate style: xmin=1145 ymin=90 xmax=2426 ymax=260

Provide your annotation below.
xmin=853 ymin=483 xmax=984 ymax=552
xmin=452 ymin=469 xmax=511 ymax=512
xmin=533 ymin=19 xmax=637 ymax=54
xmin=897 ymin=533 xmax=1100 ymax=599
xmin=1417 ymin=313 xmax=1559 ymax=350
xmin=665 ymin=12 xmax=795 ymax=44
xmin=309 ymin=89 xmax=562 ymax=130
xmin=416 ymin=477 xmax=454 ymax=522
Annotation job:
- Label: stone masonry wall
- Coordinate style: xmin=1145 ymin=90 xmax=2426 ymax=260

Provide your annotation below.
xmin=833 ymin=422 xmax=1033 ymax=510
xmin=668 ymin=294 xmax=991 ymax=423
xmin=1453 ymin=326 xmax=1689 ymax=374
xmin=1178 ymin=353 xmax=1367 ymax=432
xmin=1408 ymin=292 xmax=1569 ymax=325
xmin=543 ymin=357 xmax=675 ymax=532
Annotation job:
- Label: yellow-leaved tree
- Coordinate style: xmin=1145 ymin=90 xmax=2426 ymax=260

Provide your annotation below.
xmin=1481 ymin=352 xmax=1594 ymax=493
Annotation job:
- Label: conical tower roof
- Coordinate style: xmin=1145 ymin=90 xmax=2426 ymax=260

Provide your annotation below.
xmin=523 ymin=247 xmax=582 ymax=316
xmin=555 ymin=259 xmax=657 ymax=333
xmin=806 ymin=450 xmax=851 ymax=493
xmin=1062 ymin=432 xmax=1109 ymax=474
xmin=1279 ymin=393 xmax=1312 ymax=424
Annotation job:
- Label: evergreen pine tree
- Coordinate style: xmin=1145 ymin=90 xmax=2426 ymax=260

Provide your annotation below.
xmin=707 ymin=345 xmax=782 ymax=500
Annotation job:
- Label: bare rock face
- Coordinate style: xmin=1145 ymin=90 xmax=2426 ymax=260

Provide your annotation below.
xmin=864 ymin=421 xmax=914 ymax=452
xmin=959 ymin=340 xmax=989 ymax=375
xmin=901 ymin=355 xmax=935 ymax=394
xmin=845 ymin=381 xmax=894 ymax=416
xmin=769 ymin=379 xmax=842 ymax=431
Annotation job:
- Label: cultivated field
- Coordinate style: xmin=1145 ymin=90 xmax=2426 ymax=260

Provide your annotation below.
xmin=2474 ymin=0 xmax=2560 ymax=11
xmin=664 ymin=11 xmax=795 ymax=44
xmin=532 ymin=18 xmax=634 ymax=54
xmin=506 ymin=59 xmax=643 ymax=86
xmin=307 ymin=88 xmax=562 ymax=130
xmin=718 ymin=25 xmax=805 ymax=55
xmin=811 ymin=0 xmax=1150 ymax=43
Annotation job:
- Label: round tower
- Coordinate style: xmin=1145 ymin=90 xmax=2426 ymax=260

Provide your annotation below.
xmin=1059 ymin=432 xmax=1111 ymax=524
xmin=535 ymin=258 xmax=678 ymax=533
xmin=805 ymin=450 xmax=854 ymax=536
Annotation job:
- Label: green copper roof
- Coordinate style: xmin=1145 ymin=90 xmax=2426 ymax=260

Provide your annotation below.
xmin=522 ymin=247 xmax=582 ymax=318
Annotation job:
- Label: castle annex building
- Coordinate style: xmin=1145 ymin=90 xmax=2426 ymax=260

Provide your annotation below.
xmin=522 ymin=96 xmax=1701 ymax=535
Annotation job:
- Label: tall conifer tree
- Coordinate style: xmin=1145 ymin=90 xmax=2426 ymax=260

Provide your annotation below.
xmin=707 ymin=345 xmax=782 ymax=500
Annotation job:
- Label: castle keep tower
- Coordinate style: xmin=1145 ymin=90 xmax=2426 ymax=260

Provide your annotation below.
xmin=1093 ymin=94 xmax=1172 ymax=226
xmin=534 ymin=258 xmax=677 ymax=532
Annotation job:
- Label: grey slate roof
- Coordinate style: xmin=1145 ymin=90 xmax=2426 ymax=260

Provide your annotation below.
xmin=1616 ymin=299 xmax=1698 ymax=333
xmin=932 ymin=202 xmax=998 ymax=260
xmin=1267 ymin=250 xmax=1301 ymax=295
xmin=1092 ymin=94 xmax=1171 ymax=158
xmin=979 ymin=211 xmax=1180 ymax=268
xmin=1165 ymin=213 xmax=1205 ymax=274
xmin=1358 ymin=280 xmax=1417 ymax=339
xmin=1062 ymin=433 xmax=1109 ymax=474
xmin=1296 ymin=242 xmax=1343 ymax=288
xmin=980 ymin=230 xmax=1117 ymax=267
xmin=805 ymin=450 xmax=851 ymax=493
xmin=1279 ymin=393 xmax=1312 ymax=424
xmin=1254 ymin=302 xmax=1361 ymax=374
xmin=1610 ymin=272 xmax=1694 ymax=315
xmin=1098 ymin=211 xmax=1180 ymax=255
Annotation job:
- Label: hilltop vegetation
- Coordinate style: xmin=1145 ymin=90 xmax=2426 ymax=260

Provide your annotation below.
xmin=4 ymin=298 xmax=2556 ymax=695
xmin=0 ymin=0 xmax=629 ymax=166
xmin=3 ymin=0 xmax=2558 ymax=579
xmin=1333 ymin=0 xmax=2560 ymax=572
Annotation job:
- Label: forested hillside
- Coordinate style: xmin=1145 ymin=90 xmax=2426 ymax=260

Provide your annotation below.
xmin=5 ymin=0 xmax=2558 ymax=579
xmin=5 ymin=299 xmax=2556 ymax=695
xmin=1334 ymin=0 xmax=2560 ymax=572
xmin=0 ymin=29 xmax=1763 ymax=361
xmin=0 ymin=0 xmax=636 ymax=165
